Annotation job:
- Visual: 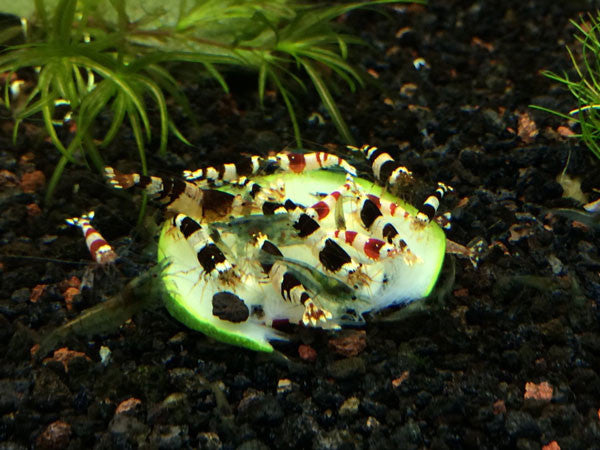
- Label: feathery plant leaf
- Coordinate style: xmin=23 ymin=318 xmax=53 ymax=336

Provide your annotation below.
xmin=301 ymin=59 xmax=354 ymax=145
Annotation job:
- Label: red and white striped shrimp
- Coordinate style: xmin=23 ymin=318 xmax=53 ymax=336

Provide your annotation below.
xmin=306 ymin=175 xmax=355 ymax=222
xmin=328 ymin=230 xmax=398 ymax=261
xmin=364 ymin=193 xmax=410 ymax=220
xmin=269 ymin=151 xmax=357 ymax=176
xmin=355 ymin=197 xmax=419 ymax=265
xmin=65 ymin=211 xmax=118 ymax=265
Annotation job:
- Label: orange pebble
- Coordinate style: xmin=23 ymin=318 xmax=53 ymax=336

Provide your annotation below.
xmin=45 ymin=347 xmax=90 ymax=372
xmin=63 ymin=287 xmax=80 ymax=311
xmin=524 ymin=381 xmax=553 ymax=401
xmin=116 ymin=398 xmax=142 ymax=415
xmin=30 ymin=284 xmax=47 ymax=303
xmin=20 ymin=170 xmax=46 ymax=193
xmin=392 ymin=370 xmax=410 ymax=388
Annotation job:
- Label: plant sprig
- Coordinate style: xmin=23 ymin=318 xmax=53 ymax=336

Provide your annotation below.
xmin=533 ymin=12 xmax=600 ymax=161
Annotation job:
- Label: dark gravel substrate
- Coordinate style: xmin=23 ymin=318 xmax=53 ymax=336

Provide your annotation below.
xmin=2 ymin=1 xmax=600 ymax=449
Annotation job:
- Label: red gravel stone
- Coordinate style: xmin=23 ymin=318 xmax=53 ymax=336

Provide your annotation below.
xmin=20 ymin=170 xmax=46 ymax=193
xmin=328 ymin=330 xmax=367 ymax=357
xmin=298 ymin=344 xmax=317 ymax=362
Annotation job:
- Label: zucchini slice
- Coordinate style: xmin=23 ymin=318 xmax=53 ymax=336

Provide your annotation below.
xmin=158 ymin=170 xmax=446 ymax=351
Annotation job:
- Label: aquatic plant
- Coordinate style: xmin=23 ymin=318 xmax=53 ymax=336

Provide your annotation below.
xmin=534 ymin=12 xmax=600 ymax=161
xmin=0 ymin=0 xmax=423 ymax=202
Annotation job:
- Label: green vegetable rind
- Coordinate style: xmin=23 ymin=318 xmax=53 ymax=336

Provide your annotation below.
xmin=158 ymin=225 xmax=275 ymax=352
